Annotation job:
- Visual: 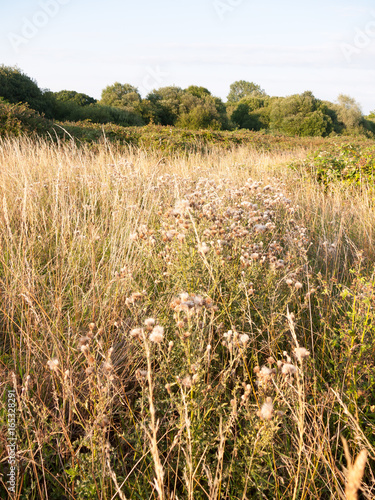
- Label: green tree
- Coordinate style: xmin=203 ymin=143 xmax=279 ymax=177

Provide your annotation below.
xmin=176 ymin=92 xmax=230 ymax=130
xmin=269 ymin=91 xmax=333 ymax=137
xmin=0 ymin=65 xmax=49 ymax=115
xmin=228 ymin=96 xmax=271 ymax=130
xmin=227 ymin=80 xmax=266 ymax=103
xmin=100 ymin=82 xmax=141 ymax=112
xmin=185 ymin=86 xmax=212 ymax=98
xmin=97 ymin=82 xmax=144 ymax=125
xmin=143 ymin=86 xmax=184 ymax=125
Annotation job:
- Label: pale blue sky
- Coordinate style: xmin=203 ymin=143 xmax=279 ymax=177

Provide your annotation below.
xmin=1 ymin=0 xmax=374 ymax=112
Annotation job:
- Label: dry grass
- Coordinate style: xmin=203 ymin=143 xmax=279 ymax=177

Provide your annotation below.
xmin=0 ymin=136 xmax=374 ymax=499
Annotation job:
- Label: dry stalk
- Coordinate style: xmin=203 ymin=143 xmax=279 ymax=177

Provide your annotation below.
xmin=342 ymin=437 xmax=367 ymax=500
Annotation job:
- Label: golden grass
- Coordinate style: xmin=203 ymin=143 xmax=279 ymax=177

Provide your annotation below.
xmin=0 ymin=136 xmax=374 ymax=499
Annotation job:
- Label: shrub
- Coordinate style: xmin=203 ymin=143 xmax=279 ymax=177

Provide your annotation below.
xmin=0 ymin=99 xmax=50 ymax=136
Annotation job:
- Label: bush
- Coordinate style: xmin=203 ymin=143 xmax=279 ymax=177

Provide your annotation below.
xmin=291 ymin=143 xmax=375 ymax=186
xmin=0 ymin=99 xmax=50 ymax=136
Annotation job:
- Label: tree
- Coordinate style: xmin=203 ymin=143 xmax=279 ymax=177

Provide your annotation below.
xmin=228 ymin=96 xmax=271 ymax=130
xmin=100 ymin=83 xmax=141 ymax=111
xmin=269 ymin=91 xmax=333 ymax=137
xmin=185 ymin=86 xmax=211 ymax=98
xmin=227 ymin=80 xmax=266 ymax=103
xmin=0 ymin=65 xmax=48 ymax=115
xmin=334 ymin=94 xmax=363 ymax=131
xmin=143 ymin=86 xmax=184 ymax=125
xmin=177 ymin=93 xmax=229 ymax=130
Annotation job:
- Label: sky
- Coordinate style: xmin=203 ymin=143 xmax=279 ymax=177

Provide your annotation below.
xmin=0 ymin=0 xmax=374 ymax=113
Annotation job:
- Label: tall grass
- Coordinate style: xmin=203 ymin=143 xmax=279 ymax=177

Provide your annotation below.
xmin=0 ymin=137 xmax=374 ymax=499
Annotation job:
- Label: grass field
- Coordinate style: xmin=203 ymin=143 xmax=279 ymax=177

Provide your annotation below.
xmin=0 ymin=135 xmax=374 ymax=499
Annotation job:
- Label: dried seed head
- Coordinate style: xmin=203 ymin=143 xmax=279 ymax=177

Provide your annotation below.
xmin=87 ymin=354 xmax=95 ymax=366
xmin=85 ymin=366 xmax=95 ymax=376
xmin=198 ymin=242 xmax=210 ymax=255
xmin=281 ymin=363 xmax=297 ymax=376
xmin=181 ymin=376 xmax=192 ymax=388
xmin=149 ymin=325 xmax=164 ymax=343
xmin=294 ymin=347 xmax=310 ymax=361
xmin=144 ymin=317 xmax=156 ymax=328
xmin=257 ymin=397 xmax=274 ymax=420
xmin=79 ymin=336 xmax=91 ymax=347
xmin=100 ymin=416 xmax=110 ymax=428
xmin=240 ymin=333 xmax=250 ymax=346
xmin=47 ymin=358 xmax=59 ymax=371
xmin=80 ymin=344 xmax=89 ymax=354
xmin=136 ymin=369 xmax=148 ymax=380
xmin=130 ymin=328 xmax=144 ymax=340
xmin=256 ymin=365 xmax=275 ymax=385
xmin=223 ymin=330 xmax=233 ymax=340
xmin=102 ymin=361 xmax=113 ymax=373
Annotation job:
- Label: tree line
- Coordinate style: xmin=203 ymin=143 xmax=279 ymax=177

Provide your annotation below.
xmin=1 ymin=65 xmax=374 ymax=137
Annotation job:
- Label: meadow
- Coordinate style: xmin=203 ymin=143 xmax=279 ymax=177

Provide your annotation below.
xmin=0 ymin=134 xmax=374 ymax=499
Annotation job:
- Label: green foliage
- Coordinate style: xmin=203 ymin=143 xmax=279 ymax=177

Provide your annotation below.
xmin=100 ymin=82 xmax=141 ymax=110
xmin=98 ymin=82 xmax=144 ymax=125
xmin=291 ymin=143 xmax=375 ymax=186
xmin=329 ymin=94 xmax=369 ymax=136
xmin=229 ymin=96 xmax=272 ymax=130
xmin=52 ymin=90 xmax=97 ymax=106
xmin=227 ymin=80 xmax=266 ymax=103
xmin=0 ymin=99 xmax=50 ymax=136
xmin=313 ymin=264 xmax=375 ymax=446
xmin=177 ymin=93 xmax=230 ymax=130
xmin=269 ymin=91 xmax=333 ymax=137
xmin=143 ymin=86 xmax=185 ymax=125
xmin=47 ymin=93 xmax=144 ymax=126
xmin=1 ymin=65 xmax=374 ymax=138
xmin=58 ymin=122 xmax=332 ymax=153
xmin=0 ymin=65 xmax=49 ymax=115
xmin=185 ymin=85 xmax=212 ymax=98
